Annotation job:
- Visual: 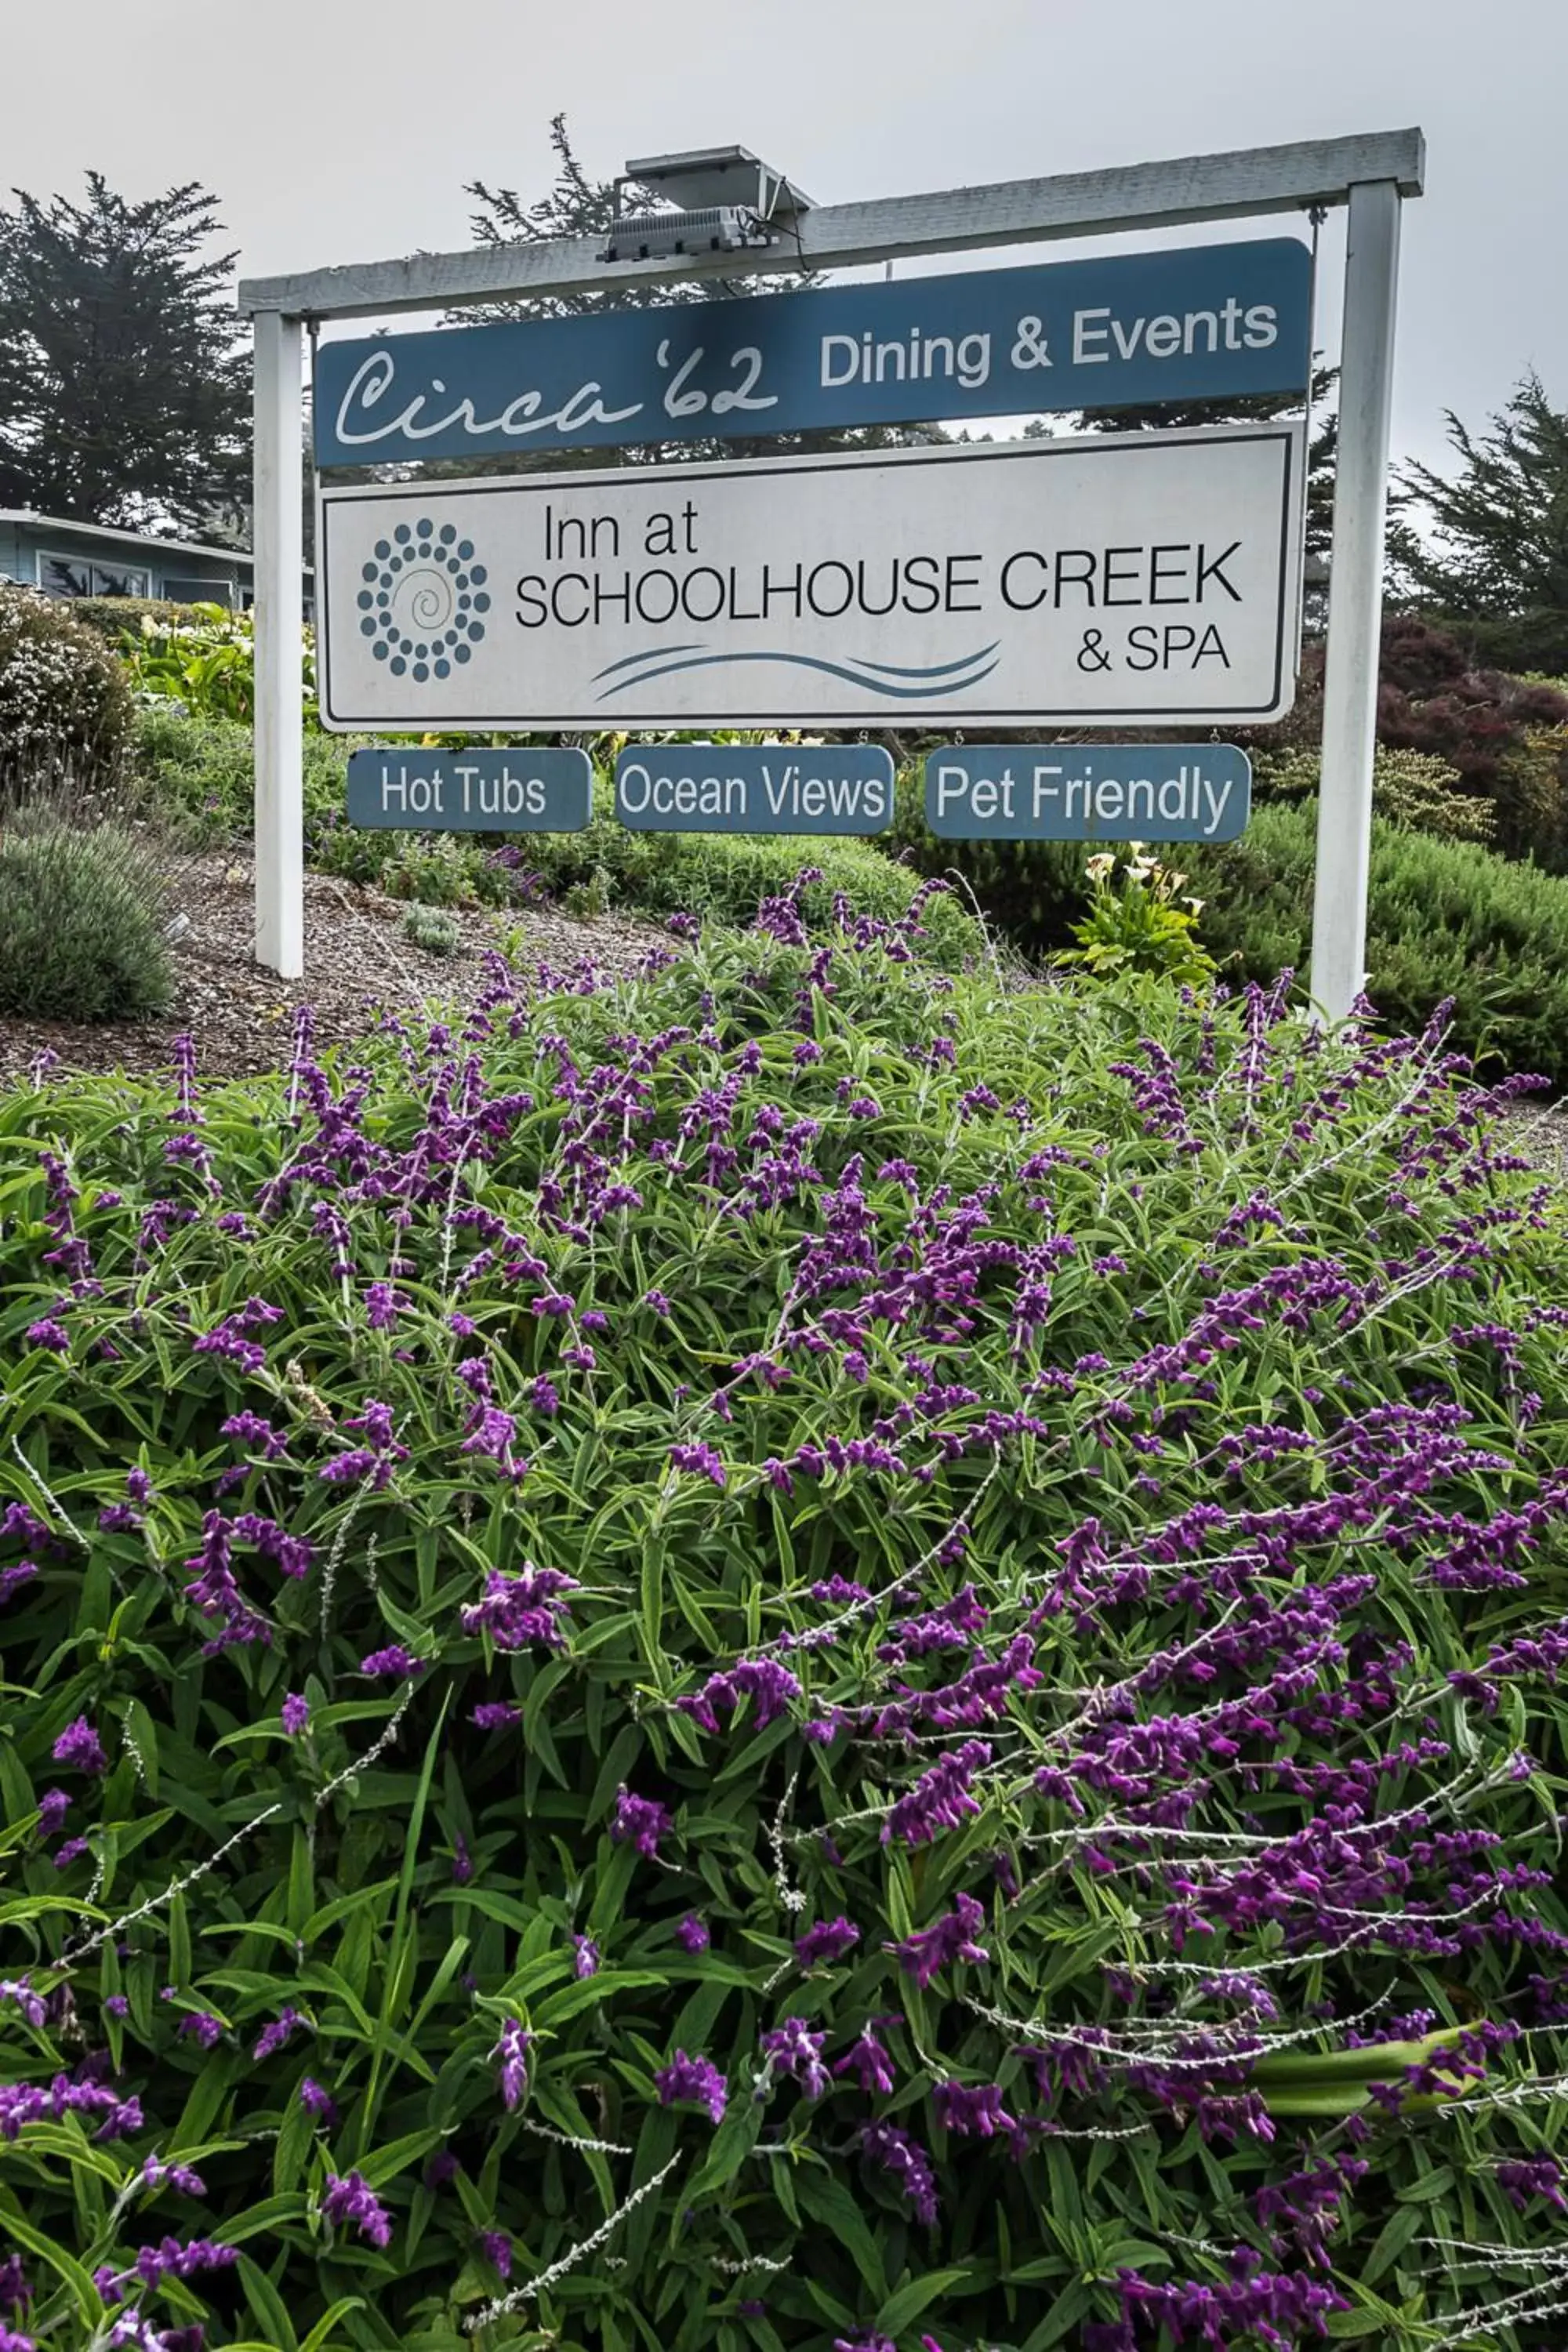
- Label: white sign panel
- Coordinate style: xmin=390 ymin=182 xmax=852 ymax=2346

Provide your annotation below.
xmin=317 ymin=424 xmax=1302 ymax=731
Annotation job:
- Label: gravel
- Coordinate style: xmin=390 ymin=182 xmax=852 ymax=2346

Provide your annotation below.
xmin=0 ymin=848 xmax=669 ymax=1087
xmin=1501 ymin=1103 xmax=1568 ymax=1186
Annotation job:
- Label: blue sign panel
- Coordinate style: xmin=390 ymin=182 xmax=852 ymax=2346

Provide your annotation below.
xmin=345 ymin=746 xmax=592 ymax=831
xmin=615 ymin=744 xmax=895 ymax=834
xmin=925 ymin=744 xmax=1251 ymax=842
xmin=316 ymin=241 xmax=1311 ymax=468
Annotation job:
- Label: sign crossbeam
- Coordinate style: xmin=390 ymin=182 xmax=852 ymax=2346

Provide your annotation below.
xmin=238 ymin=129 xmax=1424 ymax=321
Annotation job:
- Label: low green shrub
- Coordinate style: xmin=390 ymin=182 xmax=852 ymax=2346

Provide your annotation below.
xmin=0 ymin=815 xmax=172 ymax=1021
xmin=401 ymin=902 xmax=463 ymax=956
xmin=132 ymin=708 xmax=361 ymax=850
xmin=0 ymin=582 xmax=136 ymax=804
xmin=2 ymin=905 xmax=1568 ymax=2349
xmin=1187 ymin=795 xmax=1568 ymax=1081
xmin=65 ymin=594 xmax=227 ymax=645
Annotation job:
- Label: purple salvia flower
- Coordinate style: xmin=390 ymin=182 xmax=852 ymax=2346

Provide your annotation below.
xmin=668 ymin=1440 xmax=727 ymax=1488
xmin=472 ymin=1701 xmax=521 ymax=1729
xmin=451 ymin=1834 xmax=474 ymax=1885
xmin=611 ymin=1786 xmax=673 ymax=1857
xmin=36 ymin=1789 xmax=68 ymax=1838
xmin=676 ymin=1914 xmax=710 ymax=1953
xmin=221 ymin=1411 xmax=288 ymax=1459
xmin=177 ymin=2012 xmax=225 ymax=2049
xmin=299 ymin=2078 xmax=338 ymax=2125
xmin=0 ymin=1561 xmax=37 ymax=1606
xmin=884 ymin=1741 xmax=993 ymax=1848
xmin=143 ymin=2154 xmax=207 ymax=2196
xmin=461 ymin=1564 xmax=576 ymax=1651
xmin=862 ymin=2120 xmax=939 ymax=2223
xmin=891 ymin=1893 xmax=990 ymax=1989
xmin=0 ymin=1980 xmax=46 ymax=2030
xmin=252 ymin=2009 xmax=302 ymax=2061
xmin=655 ymin=2050 xmax=728 ymax=2123
xmin=281 ymin=1693 xmax=310 ymax=1737
xmin=52 ymin=1717 xmax=107 ymax=1775
xmin=493 ymin=2018 xmax=533 ymax=2110
xmin=572 ymin=1935 xmax=600 ymax=1979
xmin=359 ymin=1646 xmax=423 ymax=1679
xmin=933 ymin=2080 xmax=1019 ymax=2139
xmin=759 ymin=2017 xmax=830 ymax=2099
xmin=834 ymin=2018 xmax=899 ymax=2097
xmin=794 ymin=1917 xmax=861 ymax=1967
xmin=321 ymin=2170 xmax=393 ymax=2249
xmin=479 ymin=2229 xmax=513 ymax=2278
xmin=365 ymin=1282 xmax=399 ymax=1329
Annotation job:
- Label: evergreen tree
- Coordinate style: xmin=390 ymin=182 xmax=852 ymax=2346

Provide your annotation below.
xmin=1389 ymin=372 xmax=1568 ymax=621
xmin=0 ymin=174 xmax=249 ymax=532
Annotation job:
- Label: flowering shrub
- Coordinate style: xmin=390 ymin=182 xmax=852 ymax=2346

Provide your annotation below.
xmin=1058 ymin=846 xmax=1214 ymax=985
xmin=0 ymin=583 xmax=135 ymax=803
xmin=118 ymin=606 xmax=315 ymax=731
xmin=3 ymin=883 xmax=1568 ymax=2350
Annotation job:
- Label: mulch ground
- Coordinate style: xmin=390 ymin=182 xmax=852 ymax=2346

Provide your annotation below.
xmin=0 ymin=850 xmax=668 ymax=1086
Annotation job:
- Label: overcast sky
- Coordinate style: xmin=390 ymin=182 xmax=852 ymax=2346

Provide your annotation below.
xmin=5 ymin=0 xmax=1563 ymax=476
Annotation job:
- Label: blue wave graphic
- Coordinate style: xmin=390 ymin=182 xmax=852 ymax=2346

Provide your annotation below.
xmin=592 ymin=644 xmax=1000 ymax=702
xmin=593 ymin=641 xmax=709 ymax=681
xmin=833 ymin=646 xmax=1002 ymax=680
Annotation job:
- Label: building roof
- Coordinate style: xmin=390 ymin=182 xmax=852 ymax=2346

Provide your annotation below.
xmin=0 ymin=510 xmax=256 ymax=567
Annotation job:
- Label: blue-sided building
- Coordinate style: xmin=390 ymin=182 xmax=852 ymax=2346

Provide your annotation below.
xmin=0 ymin=509 xmax=312 ymax=612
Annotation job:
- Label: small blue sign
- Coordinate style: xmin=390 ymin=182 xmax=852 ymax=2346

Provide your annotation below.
xmin=315 ymin=240 xmax=1312 ymax=468
xmin=615 ymin=744 xmax=895 ymax=834
xmin=925 ymin=745 xmax=1251 ymax=842
xmin=345 ymin=746 xmax=592 ymax=831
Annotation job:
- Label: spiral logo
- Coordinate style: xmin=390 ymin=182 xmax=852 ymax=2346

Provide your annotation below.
xmin=355 ymin=517 xmax=490 ymax=682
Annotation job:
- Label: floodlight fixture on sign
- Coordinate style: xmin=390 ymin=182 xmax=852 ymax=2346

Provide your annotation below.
xmin=598 ymin=143 xmax=815 ymax=263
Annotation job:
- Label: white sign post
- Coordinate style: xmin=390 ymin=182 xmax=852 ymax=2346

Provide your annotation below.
xmin=317 ymin=426 xmax=1301 ymax=733
xmin=243 ymin=129 xmax=1422 ymax=1005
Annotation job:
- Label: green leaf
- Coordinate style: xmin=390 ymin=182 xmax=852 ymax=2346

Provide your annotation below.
xmin=874 ymin=2268 xmax=971 ymax=2336
xmin=0 ymin=2201 xmax=105 ymax=2323
xmin=683 ymin=2094 xmax=766 ymax=2205
xmin=299 ymin=2299 xmax=368 ymax=2352
xmin=238 ymin=2251 xmax=301 ymax=2352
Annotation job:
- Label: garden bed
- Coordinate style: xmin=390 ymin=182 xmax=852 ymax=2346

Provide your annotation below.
xmin=0 ymin=848 xmax=666 ymax=1083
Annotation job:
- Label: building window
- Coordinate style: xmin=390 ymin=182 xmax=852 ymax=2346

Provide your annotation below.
xmin=162 ymin=577 xmax=235 ymax=609
xmin=41 ymin=554 xmax=152 ymax=600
